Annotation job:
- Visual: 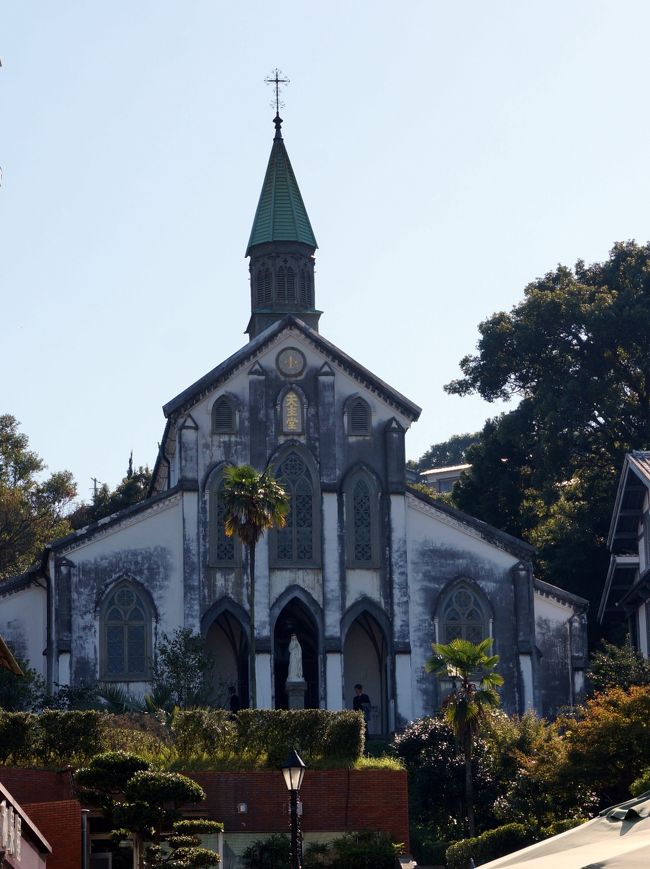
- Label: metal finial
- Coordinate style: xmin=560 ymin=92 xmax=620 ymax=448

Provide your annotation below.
xmin=265 ymin=68 xmax=290 ymax=115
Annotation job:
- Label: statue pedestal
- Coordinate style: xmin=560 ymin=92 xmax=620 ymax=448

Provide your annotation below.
xmin=286 ymin=679 xmax=307 ymax=709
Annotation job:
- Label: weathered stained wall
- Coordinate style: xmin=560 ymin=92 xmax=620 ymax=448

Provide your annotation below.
xmin=0 ymin=580 xmax=47 ymax=679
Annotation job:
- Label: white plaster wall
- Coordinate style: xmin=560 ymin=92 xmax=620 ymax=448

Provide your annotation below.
xmin=639 ymin=602 xmax=649 ymax=656
xmin=0 ymin=584 xmax=47 ymax=678
xmin=345 ymin=570 xmax=381 ymax=610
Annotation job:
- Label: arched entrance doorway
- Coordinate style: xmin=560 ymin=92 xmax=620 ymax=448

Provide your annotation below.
xmin=343 ymin=612 xmax=388 ymax=735
xmin=273 ymin=598 xmax=319 ymax=709
xmin=205 ymin=611 xmax=249 ymax=708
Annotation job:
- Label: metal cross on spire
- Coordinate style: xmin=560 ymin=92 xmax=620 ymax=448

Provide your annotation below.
xmin=265 ymin=68 xmax=290 ymax=115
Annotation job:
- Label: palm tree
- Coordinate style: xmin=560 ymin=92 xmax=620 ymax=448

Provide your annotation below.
xmin=222 ymin=465 xmax=289 ymax=708
xmin=425 ymin=637 xmax=503 ymax=836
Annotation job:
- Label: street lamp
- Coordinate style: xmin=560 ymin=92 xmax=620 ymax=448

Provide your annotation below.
xmin=281 ymin=749 xmax=306 ymax=869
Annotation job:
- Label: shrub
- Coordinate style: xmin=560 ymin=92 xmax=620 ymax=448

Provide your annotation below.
xmin=35 ymin=710 xmax=106 ymax=765
xmin=0 ymin=660 xmax=46 ymax=711
xmin=171 ymin=708 xmax=237 ymax=760
xmin=446 ymin=823 xmax=535 ymax=869
xmin=630 ymin=768 xmax=650 ymax=797
xmin=0 ymin=711 xmax=36 ymax=763
xmin=409 ymin=824 xmax=452 ymax=867
xmin=540 ymin=818 xmax=586 ymax=838
xmin=328 ymin=831 xmax=403 ymax=869
xmin=236 ymin=709 xmax=364 ymax=767
xmin=242 ymin=833 xmax=290 ymax=869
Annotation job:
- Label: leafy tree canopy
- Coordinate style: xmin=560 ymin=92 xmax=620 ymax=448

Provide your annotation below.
xmin=445 ymin=242 xmax=650 ymax=617
xmin=587 ymin=638 xmax=650 ymax=694
xmin=0 ymin=415 xmax=76 ymax=579
xmin=69 ymin=454 xmax=151 ymax=530
xmin=411 ymin=432 xmax=480 ymax=473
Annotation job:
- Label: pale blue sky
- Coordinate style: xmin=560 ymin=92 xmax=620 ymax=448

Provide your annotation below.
xmin=2 ymin=1 xmax=649 ymax=501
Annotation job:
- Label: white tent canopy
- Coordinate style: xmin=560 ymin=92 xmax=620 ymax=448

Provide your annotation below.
xmin=480 ymin=793 xmax=650 ymax=868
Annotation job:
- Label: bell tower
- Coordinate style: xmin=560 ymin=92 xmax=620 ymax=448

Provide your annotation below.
xmin=245 ymin=111 xmax=320 ymax=339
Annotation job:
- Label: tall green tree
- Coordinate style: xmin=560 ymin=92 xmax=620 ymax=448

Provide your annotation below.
xmin=69 ymin=455 xmax=152 ymax=530
xmin=222 ymin=465 xmax=289 ymax=708
xmin=445 ymin=241 xmax=650 ymax=615
xmin=0 ymin=414 xmax=76 ymax=579
xmin=411 ymin=432 xmax=480 ymax=473
xmin=426 ymin=638 xmax=503 ymax=836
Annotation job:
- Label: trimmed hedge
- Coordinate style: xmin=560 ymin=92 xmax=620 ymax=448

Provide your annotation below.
xmin=446 ymin=823 xmax=536 ymax=869
xmin=0 ymin=708 xmax=364 ymax=769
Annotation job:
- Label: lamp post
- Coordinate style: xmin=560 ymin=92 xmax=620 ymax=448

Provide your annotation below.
xmin=281 ymin=749 xmax=306 ymax=869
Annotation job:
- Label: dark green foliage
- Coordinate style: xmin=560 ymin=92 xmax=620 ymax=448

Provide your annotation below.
xmin=0 ymin=658 xmax=46 ymax=711
xmin=408 ymin=831 xmax=452 ymax=868
xmin=124 ymin=770 xmax=205 ymax=806
xmin=326 ymin=831 xmax=402 ymax=869
xmin=412 ymin=432 xmax=480 ymax=473
xmin=587 ymin=638 xmax=650 ymax=694
xmin=445 ymin=823 xmax=536 ymax=869
xmin=242 ymin=834 xmax=289 ymax=869
xmin=171 ymin=709 xmax=238 ymax=760
xmin=45 ymin=681 xmax=100 ymax=710
xmin=151 ymin=629 xmax=217 ymax=710
xmin=76 ymin=751 xmax=151 ymax=795
xmin=69 ymin=458 xmax=152 ymax=530
xmin=392 ymin=716 xmax=498 ymax=840
xmin=0 ymin=414 xmax=76 ymax=579
xmin=540 ymin=818 xmax=586 ymax=837
xmin=242 ymin=832 xmax=401 ymax=869
xmin=445 ymin=241 xmax=650 ymax=618
xmin=0 ymin=711 xmax=35 ymax=763
xmin=35 ymin=709 xmax=105 ymax=765
xmin=235 ymin=709 xmax=364 ymax=766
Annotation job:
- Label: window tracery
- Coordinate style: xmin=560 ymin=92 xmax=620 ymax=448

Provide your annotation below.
xmin=275 ymin=451 xmax=317 ymax=564
xmin=440 ymin=584 xmax=488 ymax=644
xmin=101 ymin=582 xmax=151 ymax=680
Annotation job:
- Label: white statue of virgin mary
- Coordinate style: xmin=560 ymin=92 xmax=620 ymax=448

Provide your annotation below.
xmin=287 ymin=633 xmax=304 ymax=682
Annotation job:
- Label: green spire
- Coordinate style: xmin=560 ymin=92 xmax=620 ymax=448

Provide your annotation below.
xmin=246 ymin=115 xmax=317 ymax=256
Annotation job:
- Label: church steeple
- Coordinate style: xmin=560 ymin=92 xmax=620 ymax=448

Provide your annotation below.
xmin=245 ymin=112 xmax=321 ymax=339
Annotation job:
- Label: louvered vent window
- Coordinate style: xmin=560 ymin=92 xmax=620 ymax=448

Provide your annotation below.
xmin=277 ymin=267 xmax=287 ymax=303
xmin=299 ymin=270 xmax=307 ymax=303
xmin=263 ymin=268 xmax=272 ymax=304
xmin=349 ymin=399 xmax=371 ymax=435
xmin=213 ymin=397 xmax=235 ymax=433
xmin=256 ymin=271 xmax=265 ymax=306
xmin=286 ymin=267 xmax=296 ymax=303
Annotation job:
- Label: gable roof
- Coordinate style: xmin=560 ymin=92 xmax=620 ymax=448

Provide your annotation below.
xmin=162 ymin=315 xmax=422 ymax=421
xmin=608 ymin=451 xmax=650 ymax=552
xmin=407 ymin=484 xmax=536 ymax=561
xmin=246 ymin=119 xmax=317 ymax=255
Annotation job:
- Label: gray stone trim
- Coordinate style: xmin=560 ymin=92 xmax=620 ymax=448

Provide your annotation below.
xmin=533 ymin=577 xmax=589 ymax=612
xmin=0 ymin=568 xmax=44 ymax=598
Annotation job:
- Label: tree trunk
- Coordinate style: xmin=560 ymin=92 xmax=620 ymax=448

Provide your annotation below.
xmin=248 ymin=543 xmax=257 ymax=709
xmin=464 ymin=739 xmax=475 ymax=837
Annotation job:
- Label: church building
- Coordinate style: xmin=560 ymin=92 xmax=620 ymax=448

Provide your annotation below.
xmin=0 ymin=111 xmax=588 ymax=727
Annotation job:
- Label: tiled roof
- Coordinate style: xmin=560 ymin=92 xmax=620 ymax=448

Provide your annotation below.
xmin=246 ymin=120 xmax=317 ymax=255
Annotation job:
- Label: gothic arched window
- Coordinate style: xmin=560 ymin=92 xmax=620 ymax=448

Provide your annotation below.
xmin=347 ymin=398 xmax=371 ymax=436
xmin=440 ymin=584 xmax=489 ymax=644
xmin=273 ymin=451 xmax=320 ymax=566
xmin=212 ymin=396 xmax=236 ymax=434
xmin=282 ymin=389 xmax=303 ymax=434
xmin=101 ymin=582 xmax=152 ymax=680
xmin=345 ymin=472 xmax=380 ymax=567
xmin=208 ymin=476 xmax=239 ymax=566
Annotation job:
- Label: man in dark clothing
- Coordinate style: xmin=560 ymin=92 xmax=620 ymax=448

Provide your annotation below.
xmin=352 ymin=683 xmax=371 ymax=737
xmin=228 ymin=685 xmax=241 ymax=714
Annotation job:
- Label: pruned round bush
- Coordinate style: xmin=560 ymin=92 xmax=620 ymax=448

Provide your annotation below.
xmin=446 ymin=823 xmax=536 ymax=869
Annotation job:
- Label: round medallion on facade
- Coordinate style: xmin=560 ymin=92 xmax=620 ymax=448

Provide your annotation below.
xmin=276 ymin=347 xmax=306 ymax=378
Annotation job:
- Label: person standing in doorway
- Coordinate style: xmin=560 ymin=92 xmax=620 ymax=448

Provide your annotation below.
xmin=228 ymin=685 xmax=241 ymax=714
xmin=352 ymin=683 xmax=371 ymax=738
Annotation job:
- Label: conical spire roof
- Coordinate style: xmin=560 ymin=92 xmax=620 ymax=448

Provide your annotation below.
xmin=246 ymin=115 xmax=317 ymax=256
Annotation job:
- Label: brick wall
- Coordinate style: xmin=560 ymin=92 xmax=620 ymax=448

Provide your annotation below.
xmin=191 ymin=769 xmax=410 ymax=850
xmin=23 ymin=801 xmax=82 ymax=869
xmin=0 ymin=768 xmax=75 ymax=803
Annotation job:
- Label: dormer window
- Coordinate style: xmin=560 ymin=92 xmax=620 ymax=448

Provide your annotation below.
xmin=348 ymin=398 xmax=371 ymax=436
xmin=213 ymin=396 xmax=236 ymax=434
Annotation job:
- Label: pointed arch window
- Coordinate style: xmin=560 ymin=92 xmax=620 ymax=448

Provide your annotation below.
xmin=273 ymin=451 xmax=320 ymax=566
xmin=286 ymin=267 xmax=296 ymax=303
xmin=208 ymin=475 xmax=240 ymax=567
xmin=101 ymin=582 xmax=152 ymax=680
xmin=212 ymin=396 xmax=236 ymax=434
xmin=277 ymin=267 xmax=287 ymax=303
xmin=440 ymin=584 xmax=489 ymax=644
xmin=282 ymin=389 xmax=303 ymax=434
xmin=299 ymin=270 xmax=307 ymax=304
xmin=345 ymin=472 xmax=380 ymax=567
xmin=256 ymin=267 xmax=272 ymax=306
xmin=347 ymin=398 xmax=371 ymax=436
